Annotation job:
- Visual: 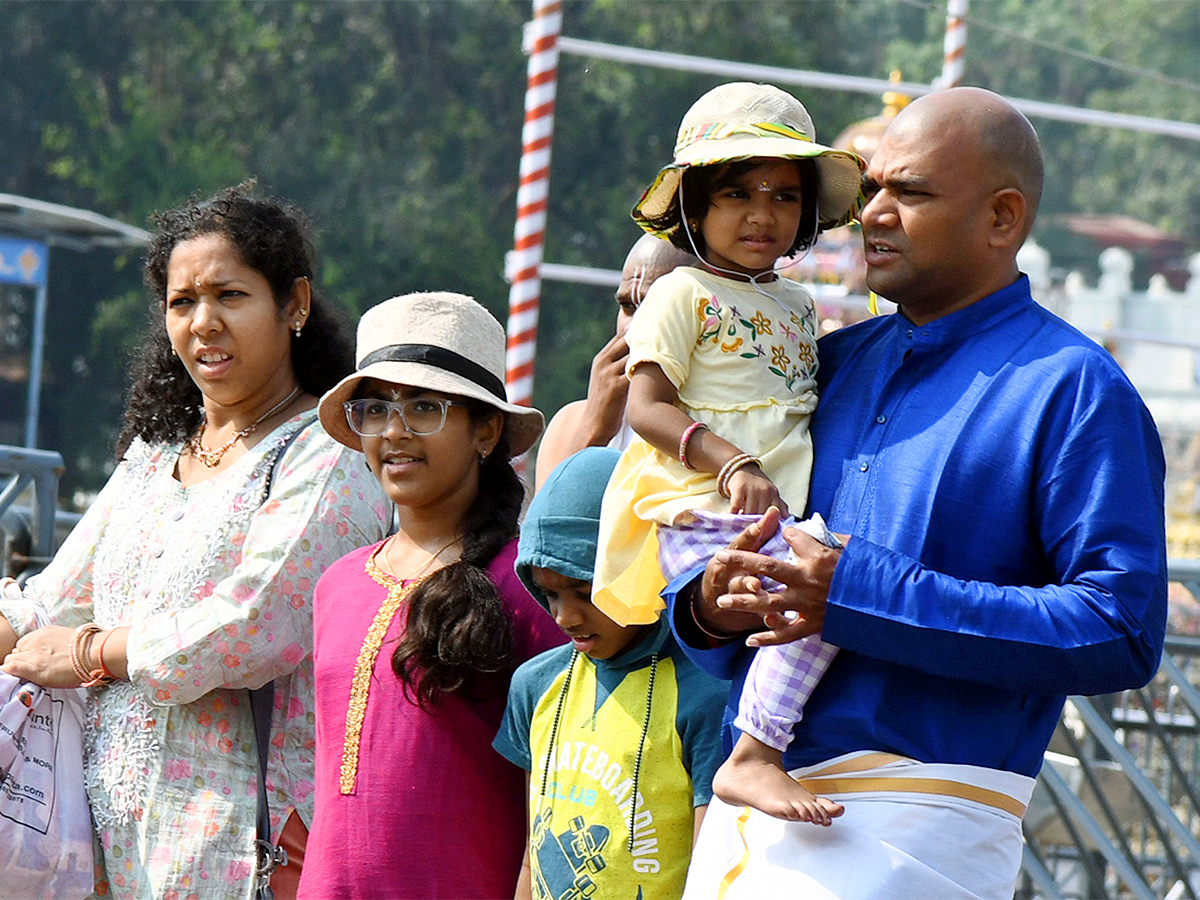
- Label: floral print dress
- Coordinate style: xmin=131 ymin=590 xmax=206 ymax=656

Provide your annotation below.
xmin=593 ymin=266 xmax=819 ymax=618
xmin=0 ymin=412 xmax=389 ymax=900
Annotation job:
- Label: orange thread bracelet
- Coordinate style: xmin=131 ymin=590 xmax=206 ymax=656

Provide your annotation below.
xmin=94 ymin=628 xmax=116 ymax=683
xmin=73 ymin=624 xmax=115 ymax=687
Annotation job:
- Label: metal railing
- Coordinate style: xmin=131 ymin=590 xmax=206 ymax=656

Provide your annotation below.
xmin=1018 ymin=563 xmax=1200 ymax=900
xmin=0 ymin=445 xmax=65 ymax=580
xmin=0 ymin=444 xmax=81 ymax=583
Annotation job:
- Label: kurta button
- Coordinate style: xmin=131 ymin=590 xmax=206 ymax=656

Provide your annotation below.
xmin=860 ymin=462 xmax=870 ymax=472
xmin=906 ymin=329 xmax=913 ymax=338
xmin=876 ymin=414 xmax=887 ymax=424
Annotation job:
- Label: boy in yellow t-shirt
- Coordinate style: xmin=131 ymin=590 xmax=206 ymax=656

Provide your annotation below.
xmin=495 ymin=448 xmax=726 ymax=899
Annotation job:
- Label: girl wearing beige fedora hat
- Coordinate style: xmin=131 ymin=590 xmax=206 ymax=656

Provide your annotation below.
xmin=299 ymin=292 xmax=563 ymax=899
xmin=592 ymin=83 xmax=865 ymax=827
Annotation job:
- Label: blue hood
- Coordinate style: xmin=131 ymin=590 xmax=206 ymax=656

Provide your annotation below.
xmin=516 ymin=447 xmax=620 ymax=614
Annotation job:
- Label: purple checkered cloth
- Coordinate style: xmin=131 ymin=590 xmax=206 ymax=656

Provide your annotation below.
xmin=655 ymin=510 xmax=842 ymax=752
xmin=655 ymin=509 xmax=840 ymax=590
xmin=736 ymin=635 xmax=839 ymax=750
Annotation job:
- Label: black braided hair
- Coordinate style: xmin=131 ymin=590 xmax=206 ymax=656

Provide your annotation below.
xmin=390 ymin=415 xmax=524 ymax=709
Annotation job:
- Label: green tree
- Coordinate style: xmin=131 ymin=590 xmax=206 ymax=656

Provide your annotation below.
xmin=0 ymin=0 xmax=1196 ymax=497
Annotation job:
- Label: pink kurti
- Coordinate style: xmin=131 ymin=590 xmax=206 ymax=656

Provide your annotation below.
xmin=299 ymin=539 xmax=563 ymax=899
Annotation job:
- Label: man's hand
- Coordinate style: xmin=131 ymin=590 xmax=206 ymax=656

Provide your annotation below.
xmin=535 ymin=334 xmax=631 ymax=489
xmin=695 ymin=507 xmax=784 ymax=638
xmin=579 ymin=331 xmax=630 ymax=444
xmin=711 ymin=524 xmax=845 ymax=648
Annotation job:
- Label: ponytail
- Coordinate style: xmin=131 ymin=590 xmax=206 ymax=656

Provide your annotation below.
xmin=390 ymin=427 xmax=524 ymax=708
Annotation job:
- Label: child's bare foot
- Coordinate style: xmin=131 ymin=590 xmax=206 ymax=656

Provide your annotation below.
xmin=713 ymin=734 xmax=845 ymax=825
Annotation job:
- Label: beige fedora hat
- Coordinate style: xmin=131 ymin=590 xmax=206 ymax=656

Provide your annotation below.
xmin=318 ymin=291 xmax=544 ymax=455
xmin=632 ymin=82 xmax=865 ymax=237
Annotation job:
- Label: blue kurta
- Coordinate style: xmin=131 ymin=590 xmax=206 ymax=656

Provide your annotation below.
xmin=666 ymin=275 xmax=1167 ymax=778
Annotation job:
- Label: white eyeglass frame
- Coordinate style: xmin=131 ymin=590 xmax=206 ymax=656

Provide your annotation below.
xmin=343 ymin=396 xmax=467 ymax=437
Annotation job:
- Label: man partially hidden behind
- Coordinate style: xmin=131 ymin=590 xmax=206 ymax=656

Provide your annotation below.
xmin=671 ymin=87 xmax=1167 ymax=900
xmin=535 ymin=234 xmax=696 ymax=489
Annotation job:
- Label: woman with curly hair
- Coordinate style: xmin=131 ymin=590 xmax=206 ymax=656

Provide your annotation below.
xmin=0 ymin=182 xmax=389 ymax=899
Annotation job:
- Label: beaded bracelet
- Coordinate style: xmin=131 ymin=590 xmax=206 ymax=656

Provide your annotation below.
xmin=716 ymin=453 xmax=762 ymax=499
xmin=678 ymin=421 xmax=708 ymax=469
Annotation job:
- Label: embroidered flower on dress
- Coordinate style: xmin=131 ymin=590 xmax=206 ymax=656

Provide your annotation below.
xmin=749 ymin=311 xmax=773 ymax=335
xmin=86 ymin=683 xmax=162 ymax=828
xmin=697 ymin=295 xmax=724 ymax=344
xmin=790 ymin=310 xmax=816 ymax=339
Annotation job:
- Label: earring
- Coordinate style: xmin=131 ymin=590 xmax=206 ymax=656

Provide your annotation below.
xmin=688 ymin=218 xmax=699 ymax=232
xmin=170 ymin=348 xmax=178 ymax=357
xmin=293 ymin=324 xmax=303 ymax=337
xmin=478 ymin=451 xmax=489 ymax=464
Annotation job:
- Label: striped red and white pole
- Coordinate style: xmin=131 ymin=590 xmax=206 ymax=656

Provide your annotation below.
xmin=505 ymin=0 xmax=562 ymax=414
xmin=936 ymin=0 xmax=969 ymax=90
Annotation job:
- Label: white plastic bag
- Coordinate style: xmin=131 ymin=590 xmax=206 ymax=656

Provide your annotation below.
xmin=0 ymin=669 xmax=95 ymax=899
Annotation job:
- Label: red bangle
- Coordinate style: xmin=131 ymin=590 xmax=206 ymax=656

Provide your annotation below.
xmin=94 ymin=628 xmax=116 ymax=682
xmin=678 ymin=421 xmax=707 ymax=469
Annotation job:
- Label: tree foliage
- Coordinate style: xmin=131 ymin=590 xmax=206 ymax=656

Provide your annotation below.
xmin=0 ymin=0 xmax=1197 ymax=496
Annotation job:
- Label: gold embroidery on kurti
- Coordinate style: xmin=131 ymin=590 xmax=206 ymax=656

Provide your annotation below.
xmin=339 ymin=551 xmax=430 ymax=794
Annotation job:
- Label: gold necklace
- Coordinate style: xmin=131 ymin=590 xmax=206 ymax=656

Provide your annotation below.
xmin=373 ymin=534 xmax=459 ymax=583
xmin=188 ymin=386 xmax=302 ymax=468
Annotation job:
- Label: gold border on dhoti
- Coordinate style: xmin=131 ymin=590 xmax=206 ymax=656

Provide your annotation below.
xmin=715 ymin=752 xmax=1029 ymax=899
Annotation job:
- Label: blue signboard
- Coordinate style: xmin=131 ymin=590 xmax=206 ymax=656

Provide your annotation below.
xmin=0 ymin=237 xmax=48 ymax=287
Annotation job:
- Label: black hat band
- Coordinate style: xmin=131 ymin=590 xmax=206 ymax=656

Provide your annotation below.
xmin=357 ymin=343 xmax=507 ymax=401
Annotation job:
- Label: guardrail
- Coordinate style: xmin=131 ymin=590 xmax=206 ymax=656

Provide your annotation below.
xmin=0 ymin=444 xmax=82 ymax=582
xmin=1018 ymin=565 xmax=1200 ymax=900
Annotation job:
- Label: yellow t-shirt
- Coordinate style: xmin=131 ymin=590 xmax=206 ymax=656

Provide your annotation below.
xmin=527 ymin=653 xmax=695 ymax=900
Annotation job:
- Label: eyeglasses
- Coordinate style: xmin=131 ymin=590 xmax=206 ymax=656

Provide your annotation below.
xmin=343 ymin=397 xmax=466 ymax=437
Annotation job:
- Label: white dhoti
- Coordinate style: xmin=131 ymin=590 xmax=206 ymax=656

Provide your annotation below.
xmin=685 ymin=752 xmax=1034 ymax=900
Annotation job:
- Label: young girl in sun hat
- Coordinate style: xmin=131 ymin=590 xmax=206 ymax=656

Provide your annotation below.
xmin=590 ymin=81 xmax=865 ymax=825
xmin=297 ymin=291 xmax=564 ymax=899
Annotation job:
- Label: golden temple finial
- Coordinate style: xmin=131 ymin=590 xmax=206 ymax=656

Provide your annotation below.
xmin=881 ymin=70 xmax=911 ymax=118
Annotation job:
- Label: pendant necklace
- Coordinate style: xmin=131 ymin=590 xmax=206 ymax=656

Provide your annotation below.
xmin=373 ymin=534 xmax=460 ymax=583
xmin=188 ymin=385 xmax=302 ymax=468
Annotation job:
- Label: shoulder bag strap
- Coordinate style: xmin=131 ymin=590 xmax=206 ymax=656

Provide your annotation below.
xmin=250 ymin=416 xmax=313 ymax=895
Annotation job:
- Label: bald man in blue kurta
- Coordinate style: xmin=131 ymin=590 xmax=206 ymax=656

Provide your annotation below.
xmin=670 ymin=87 xmax=1167 ymax=900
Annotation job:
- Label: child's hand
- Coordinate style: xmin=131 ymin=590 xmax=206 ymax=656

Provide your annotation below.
xmin=727 ymin=465 xmax=788 ymax=517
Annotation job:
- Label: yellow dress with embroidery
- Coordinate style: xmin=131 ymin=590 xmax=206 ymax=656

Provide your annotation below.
xmin=593 ymin=266 xmax=819 ymax=625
